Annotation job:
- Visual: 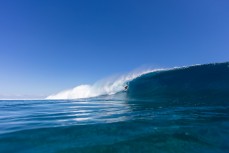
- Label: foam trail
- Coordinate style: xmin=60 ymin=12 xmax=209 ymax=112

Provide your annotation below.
xmin=46 ymin=69 xmax=161 ymax=100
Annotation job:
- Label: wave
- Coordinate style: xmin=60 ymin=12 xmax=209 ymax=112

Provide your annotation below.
xmin=127 ymin=62 xmax=229 ymax=101
xmin=47 ymin=62 xmax=229 ymax=100
xmin=46 ymin=69 xmax=161 ymax=99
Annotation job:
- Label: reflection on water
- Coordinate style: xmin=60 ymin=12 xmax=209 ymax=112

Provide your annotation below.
xmin=0 ymin=98 xmax=229 ymax=153
xmin=0 ymin=99 xmax=132 ymax=134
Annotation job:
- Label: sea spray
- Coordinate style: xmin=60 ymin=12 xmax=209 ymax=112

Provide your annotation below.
xmin=46 ymin=68 xmax=158 ymax=99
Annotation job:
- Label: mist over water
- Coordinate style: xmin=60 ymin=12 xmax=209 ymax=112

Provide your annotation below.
xmin=46 ymin=69 xmax=157 ymax=99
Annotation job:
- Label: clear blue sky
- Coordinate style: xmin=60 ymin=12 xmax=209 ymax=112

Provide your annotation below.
xmin=0 ymin=0 xmax=229 ymax=99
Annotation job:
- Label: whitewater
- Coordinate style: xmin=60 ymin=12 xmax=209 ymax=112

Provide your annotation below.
xmin=46 ymin=68 xmax=161 ymax=99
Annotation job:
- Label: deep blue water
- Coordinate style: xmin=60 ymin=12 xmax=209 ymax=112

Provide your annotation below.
xmin=0 ymin=62 xmax=229 ymax=153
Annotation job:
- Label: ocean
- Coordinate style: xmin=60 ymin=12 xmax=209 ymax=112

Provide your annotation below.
xmin=0 ymin=62 xmax=229 ymax=153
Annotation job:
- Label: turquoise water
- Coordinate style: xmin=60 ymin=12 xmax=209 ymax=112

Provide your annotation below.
xmin=0 ymin=63 xmax=229 ymax=153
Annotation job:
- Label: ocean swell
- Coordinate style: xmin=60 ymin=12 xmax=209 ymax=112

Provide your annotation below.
xmin=127 ymin=62 xmax=229 ymax=101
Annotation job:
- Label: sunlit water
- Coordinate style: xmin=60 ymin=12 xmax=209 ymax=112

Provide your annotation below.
xmin=0 ymin=98 xmax=228 ymax=153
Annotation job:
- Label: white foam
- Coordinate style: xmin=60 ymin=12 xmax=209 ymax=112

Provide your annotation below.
xmin=46 ymin=69 xmax=161 ymax=100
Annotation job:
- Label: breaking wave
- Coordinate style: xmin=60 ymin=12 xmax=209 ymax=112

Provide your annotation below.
xmin=46 ymin=69 xmax=160 ymax=99
xmin=47 ymin=62 xmax=229 ymax=100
